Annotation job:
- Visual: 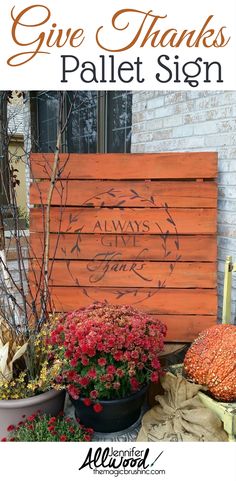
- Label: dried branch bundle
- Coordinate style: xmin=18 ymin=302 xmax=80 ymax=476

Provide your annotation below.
xmin=0 ymin=91 xmax=78 ymax=395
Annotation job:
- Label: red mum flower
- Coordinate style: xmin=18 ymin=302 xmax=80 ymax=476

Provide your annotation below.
xmin=81 ymin=356 xmax=89 ymax=366
xmin=27 ymin=414 xmax=36 ymax=422
xmin=150 ymin=371 xmax=159 ymax=382
xmin=79 ymin=376 xmax=89 ymax=387
xmin=48 ymin=417 xmax=57 ymax=424
xmin=7 ymin=425 xmax=15 ymax=432
xmin=60 ymin=435 xmax=67 ymax=441
xmin=1 ymin=438 xmax=7 ymax=442
xmin=65 ymin=350 xmax=73 ymax=359
xmin=68 ymin=385 xmax=80 ymax=400
xmin=84 ymin=434 xmax=92 ymax=441
xmin=113 ymin=381 xmax=121 ymax=390
xmin=83 ymin=397 xmax=92 ymax=407
xmin=151 ymin=358 xmax=160 ymax=369
xmin=107 ymin=365 xmax=116 ymax=375
xmin=104 ymin=373 xmax=114 ymax=382
xmin=28 ymin=424 xmax=34 ymax=430
xmin=98 ymin=357 xmax=107 ymax=366
xmin=70 ymin=358 xmax=78 ymax=367
xmin=137 ymin=362 xmax=144 ymax=370
xmin=130 ymin=378 xmax=140 ymax=391
xmin=48 ymin=425 xmax=55 ymax=432
xmin=81 ymin=343 xmax=89 ymax=354
xmin=66 ymin=370 xmax=77 ymax=382
xmin=116 ymin=368 xmax=125 ymax=378
xmin=131 ymin=350 xmax=140 ymax=360
xmin=123 ymin=351 xmax=131 ymax=361
xmin=90 ymin=390 xmax=98 ymax=399
xmin=87 ymin=368 xmax=97 ymax=379
xmin=87 ymin=349 xmax=96 ymax=358
xmin=93 ymin=403 xmax=103 ymax=413
xmin=113 ymin=351 xmax=123 ymax=361
xmin=85 ymin=428 xmax=94 ymax=434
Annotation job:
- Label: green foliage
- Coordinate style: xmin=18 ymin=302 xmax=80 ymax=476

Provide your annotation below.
xmin=1 ymin=412 xmax=93 ymax=442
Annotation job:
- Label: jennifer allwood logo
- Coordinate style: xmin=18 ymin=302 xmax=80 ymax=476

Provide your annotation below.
xmin=78 ymin=447 xmax=166 ymax=477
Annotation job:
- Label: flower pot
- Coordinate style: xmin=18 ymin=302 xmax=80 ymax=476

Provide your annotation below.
xmin=70 ymin=385 xmax=148 ymax=433
xmin=0 ymin=389 xmax=66 ymax=439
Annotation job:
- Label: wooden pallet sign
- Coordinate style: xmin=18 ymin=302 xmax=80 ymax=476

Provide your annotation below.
xmin=30 ymin=152 xmax=218 ymax=342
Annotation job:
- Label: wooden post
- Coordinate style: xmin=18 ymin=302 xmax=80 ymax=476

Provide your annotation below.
xmin=222 ymin=256 xmax=236 ymax=324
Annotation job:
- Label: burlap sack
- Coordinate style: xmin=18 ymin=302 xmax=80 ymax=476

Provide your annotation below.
xmin=137 ymin=373 xmax=228 ymax=442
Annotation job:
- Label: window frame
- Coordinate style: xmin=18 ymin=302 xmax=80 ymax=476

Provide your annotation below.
xmin=31 ymin=91 xmax=132 ymax=154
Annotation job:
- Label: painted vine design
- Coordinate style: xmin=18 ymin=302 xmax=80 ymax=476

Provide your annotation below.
xmin=58 ymin=185 xmax=181 ymax=305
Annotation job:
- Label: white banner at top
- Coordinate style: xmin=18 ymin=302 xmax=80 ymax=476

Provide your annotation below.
xmin=0 ymin=0 xmax=236 ymax=90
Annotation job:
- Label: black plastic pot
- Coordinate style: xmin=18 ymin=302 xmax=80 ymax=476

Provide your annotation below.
xmin=70 ymin=385 xmax=148 ymax=433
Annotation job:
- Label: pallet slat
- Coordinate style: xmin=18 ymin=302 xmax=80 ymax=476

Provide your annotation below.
xmin=156 ymin=315 xmax=216 ymax=342
xmin=31 ymin=260 xmax=216 ymax=288
xmin=30 ymin=180 xmax=217 ymax=208
xmin=30 ymin=152 xmax=218 ymax=180
xmin=30 ymin=207 xmax=217 ymax=235
xmin=29 ymin=233 xmax=217 ymax=262
xmin=47 ymin=287 xmax=217 ymax=316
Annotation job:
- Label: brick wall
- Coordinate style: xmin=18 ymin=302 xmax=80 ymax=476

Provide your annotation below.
xmin=131 ymin=91 xmax=236 ymax=321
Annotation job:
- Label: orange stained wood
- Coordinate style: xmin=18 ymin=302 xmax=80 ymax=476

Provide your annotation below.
xmin=29 ymin=233 xmax=217 ymax=262
xmin=30 ymin=180 xmax=217 ymax=208
xmin=46 ymin=287 xmax=217 ymax=316
xmin=31 ymin=260 xmax=216 ymax=288
xmin=30 ymin=207 xmax=216 ymax=235
xmin=28 ymin=289 xmax=217 ymax=342
xmin=30 ymin=152 xmax=217 ymax=179
xmin=155 ymin=315 xmax=216 ymax=342
xmin=30 ymin=152 xmax=218 ymax=342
